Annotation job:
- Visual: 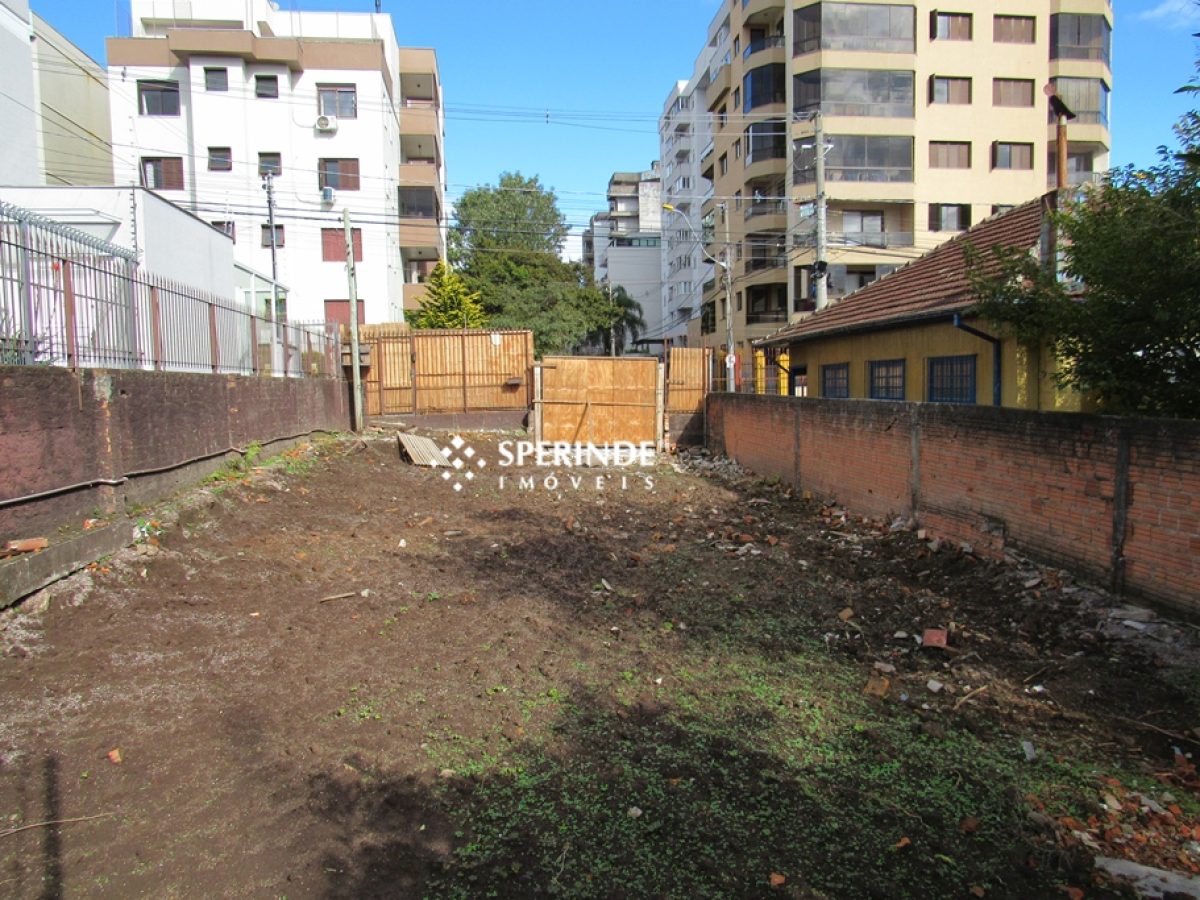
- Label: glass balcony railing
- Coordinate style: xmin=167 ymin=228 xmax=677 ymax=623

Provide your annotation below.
xmin=743 ymin=36 xmax=786 ymax=59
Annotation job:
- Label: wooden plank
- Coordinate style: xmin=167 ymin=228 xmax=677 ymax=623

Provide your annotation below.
xmin=397 ymin=433 xmax=447 ymax=467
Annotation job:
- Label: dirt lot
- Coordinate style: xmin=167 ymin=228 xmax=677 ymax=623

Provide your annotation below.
xmin=2 ymin=433 xmax=1200 ymax=899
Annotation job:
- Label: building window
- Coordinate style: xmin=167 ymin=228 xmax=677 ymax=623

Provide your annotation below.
xmin=929 ymin=141 xmax=971 ymax=169
xmin=212 ymin=221 xmax=235 ymax=242
xmin=868 ymin=359 xmax=905 ymax=401
xmin=1050 ymin=77 xmax=1110 ymax=126
xmin=204 ymin=67 xmax=228 ymax=91
xmin=734 ymin=138 xmax=742 ymax=160
xmin=137 ymin=80 xmax=180 ymax=116
xmin=797 ymin=134 xmax=913 ymax=183
xmin=929 ymin=203 xmax=971 ymax=232
xmin=258 ymin=152 xmax=282 ymax=177
xmin=719 ymin=153 xmax=728 ymax=176
xmin=255 ymin=74 xmax=280 ymax=98
xmin=321 ymin=228 xmax=362 ymax=262
xmin=796 ymin=3 xmax=916 ymax=55
xmin=261 ymin=224 xmax=284 ymax=247
xmin=992 ymin=142 xmax=1034 ymax=170
xmin=743 ymin=64 xmax=785 ymax=112
xmin=795 ymin=68 xmax=915 ymax=118
xmin=745 ymin=120 xmax=787 ymax=164
xmin=928 ymin=355 xmax=976 ymax=404
xmin=140 ymin=157 xmax=184 ymax=190
xmin=993 ymin=15 xmax=1035 ymax=44
xmin=991 ymin=204 xmax=1015 ymax=216
xmin=993 ymin=78 xmax=1035 ymax=108
xmin=732 ymin=87 xmax=741 ymax=110
xmin=932 ymin=11 xmax=972 ymax=40
xmin=821 ymin=363 xmax=850 ymax=399
xmin=317 ymin=84 xmax=358 ymax=118
xmin=841 ymin=210 xmax=884 ymax=247
xmin=736 ymin=291 xmax=743 ymax=312
xmin=930 ymin=76 xmax=971 ymax=104
xmin=717 ymin=105 xmax=727 ymax=128
xmin=1051 ymin=13 xmax=1111 ymax=65
xmin=207 ymin=147 xmax=232 ymax=171
xmin=317 ymin=159 xmax=361 ymax=191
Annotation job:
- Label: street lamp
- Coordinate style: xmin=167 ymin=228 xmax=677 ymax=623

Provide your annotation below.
xmin=663 ymin=202 xmax=736 ymax=392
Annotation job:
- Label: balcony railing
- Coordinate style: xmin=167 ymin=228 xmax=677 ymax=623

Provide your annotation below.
xmin=747 ymin=309 xmax=788 ymax=325
xmin=743 ymin=36 xmax=786 ymax=59
xmin=745 ymin=254 xmax=788 ymax=272
xmin=829 ymin=231 xmax=914 ymax=248
xmin=745 ymin=200 xmax=787 ymax=220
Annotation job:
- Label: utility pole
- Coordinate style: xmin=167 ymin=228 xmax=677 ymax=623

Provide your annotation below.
xmin=721 ymin=203 xmax=735 ymax=392
xmin=813 ymin=109 xmax=829 ymax=311
xmin=343 ymin=209 xmax=363 ymax=432
xmin=262 ymin=172 xmax=280 ymax=371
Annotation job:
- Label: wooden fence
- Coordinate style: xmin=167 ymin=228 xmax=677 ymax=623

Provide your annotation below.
xmin=666 ymin=347 xmax=711 ymax=413
xmin=354 ymin=325 xmax=534 ymax=416
xmin=535 ymin=356 xmax=663 ymax=446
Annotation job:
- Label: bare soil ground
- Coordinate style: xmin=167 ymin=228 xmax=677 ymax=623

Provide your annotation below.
xmin=2 ymin=434 xmax=1200 ymax=899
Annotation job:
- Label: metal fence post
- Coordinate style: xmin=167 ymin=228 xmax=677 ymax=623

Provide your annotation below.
xmin=17 ymin=220 xmax=35 ymax=365
xmin=149 ymin=286 xmax=164 ymax=370
xmin=62 ymin=259 xmax=78 ymax=368
xmin=250 ymin=316 xmax=259 ymax=376
xmin=208 ymin=302 xmax=220 ymax=373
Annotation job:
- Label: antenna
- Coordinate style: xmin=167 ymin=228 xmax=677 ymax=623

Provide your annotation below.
xmin=375 ymin=0 xmax=381 ymax=11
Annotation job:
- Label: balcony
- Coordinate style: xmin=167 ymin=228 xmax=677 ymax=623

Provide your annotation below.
xmin=829 ymin=231 xmax=914 ymax=249
xmin=400 ymin=102 xmax=439 ymax=138
xmin=706 ymin=65 xmax=732 ymax=110
xmin=746 ymin=309 xmax=788 ymax=325
xmin=673 ymin=136 xmax=693 ymax=159
xmin=745 ymin=254 xmax=788 ymax=272
xmin=743 ymin=35 xmax=786 ymax=62
xmin=399 ymin=161 xmax=439 ymax=189
xmin=744 ymin=199 xmax=787 ymax=220
xmin=741 ymin=0 xmax=785 ymax=24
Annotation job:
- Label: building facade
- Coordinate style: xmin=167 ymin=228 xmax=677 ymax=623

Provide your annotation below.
xmin=1 ymin=0 xmax=43 ymax=186
xmin=584 ymin=167 xmax=665 ymax=351
xmin=105 ymin=0 xmax=445 ymax=325
xmin=671 ymin=0 xmax=1111 ymax=361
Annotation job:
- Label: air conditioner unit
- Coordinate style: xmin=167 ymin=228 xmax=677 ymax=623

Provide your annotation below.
xmin=320 ymin=186 xmax=336 ymax=204
xmin=315 ymin=115 xmax=338 ymax=133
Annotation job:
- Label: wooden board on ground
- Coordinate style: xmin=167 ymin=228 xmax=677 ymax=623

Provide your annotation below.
xmin=397 ymin=433 xmax=447 ymax=467
xmin=537 ymin=356 xmax=661 ymax=447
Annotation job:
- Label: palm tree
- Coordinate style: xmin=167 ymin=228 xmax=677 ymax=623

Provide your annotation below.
xmin=592 ymin=285 xmax=646 ymax=356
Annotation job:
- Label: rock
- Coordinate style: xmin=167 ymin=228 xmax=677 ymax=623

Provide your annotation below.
xmin=1094 ymin=856 xmax=1200 ymax=899
xmin=1021 ymin=740 xmax=1037 ymax=762
xmin=627 ymin=806 xmax=643 ymax=819
xmin=873 ymin=662 xmax=897 ymax=674
xmin=927 ymin=679 xmax=944 ymax=694
xmin=438 ymin=768 xmax=456 ymax=779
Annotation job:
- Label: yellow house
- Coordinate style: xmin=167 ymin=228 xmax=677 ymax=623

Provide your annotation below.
xmin=756 ymin=193 xmax=1085 ymax=412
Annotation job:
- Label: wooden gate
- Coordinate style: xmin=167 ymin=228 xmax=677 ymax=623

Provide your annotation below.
xmin=535 ymin=356 xmax=663 ymax=447
xmin=666 ymin=347 xmax=711 ymax=414
xmin=358 ymin=326 xmax=534 ymax=416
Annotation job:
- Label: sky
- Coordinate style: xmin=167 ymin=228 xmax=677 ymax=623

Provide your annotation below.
xmin=32 ymin=0 xmax=1200 ymax=261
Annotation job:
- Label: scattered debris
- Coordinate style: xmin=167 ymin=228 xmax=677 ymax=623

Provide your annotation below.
xmin=1021 ymin=740 xmax=1037 ymax=762
xmin=318 ymin=592 xmax=358 ymax=604
xmin=397 ymin=433 xmax=448 ymax=467
xmin=107 ymin=748 xmax=122 ymax=765
xmin=922 ymin=628 xmax=948 ymax=649
xmin=2 ymin=537 xmax=49 ymax=557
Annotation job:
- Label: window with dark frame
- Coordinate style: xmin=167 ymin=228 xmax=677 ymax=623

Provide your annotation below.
xmin=930 ymin=75 xmax=971 ymax=104
xmin=993 ymin=15 xmax=1035 ymax=43
xmin=821 ymin=363 xmax=850 ymax=399
xmin=212 ymin=221 xmax=235 ymax=242
xmin=932 ymin=11 xmax=972 ymax=40
xmin=255 ymin=74 xmax=280 ymax=98
xmin=992 ymin=142 xmax=1034 ymax=170
xmin=993 ymin=78 xmax=1035 ymax=107
xmin=317 ymin=84 xmax=358 ymax=118
xmin=319 ymin=158 xmax=361 ymax=191
xmin=928 ymin=355 xmax=976 ymax=404
xmin=929 ymin=203 xmax=971 ymax=232
xmin=929 ymin=141 xmax=971 ymax=168
xmin=868 ymin=359 xmax=905 ymax=401
xmin=137 ymin=80 xmax=180 ymax=116
xmin=258 ymin=152 xmax=282 ymax=177
xmin=140 ymin=157 xmax=183 ymax=190
xmin=261 ymin=224 xmax=284 ymax=247
xmin=208 ymin=147 xmax=232 ymax=171
xmin=321 ymin=227 xmax=363 ymax=262
xmin=204 ymin=68 xmax=228 ymax=92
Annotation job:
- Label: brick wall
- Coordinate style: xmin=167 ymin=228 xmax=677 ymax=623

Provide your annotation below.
xmin=707 ymin=394 xmax=1200 ymax=617
xmin=0 ymin=367 xmax=350 ymax=539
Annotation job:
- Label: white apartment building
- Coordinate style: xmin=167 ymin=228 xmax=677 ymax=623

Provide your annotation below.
xmin=1 ymin=0 xmax=42 ymax=185
xmin=106 ymin=0 xmax=445 ymax=325
xmin=657 ymin=9 xmax=728 ymax=349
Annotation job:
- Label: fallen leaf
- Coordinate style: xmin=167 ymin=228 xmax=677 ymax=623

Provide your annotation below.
xmin=1060 ymin=888 xmax=1083 ymax=900
xmin=893 ymin=836 xmax=911 ymax=850
xmin=969 ymin=887 xmax=986 ymax=898
xmin=107 ymin=748 xmax=122 ymax=765
xmin=838 ymin=607 xmax=855 ymax=622
xmin=959 ymin=816 xmax=980 ymax=834
xmin=5 ymin=537 xmax=48 ymax=554
xmin=864 ymin=674 xmax=891 ymax=699
xmin=769 ymin=872 xmax=786 ymax=887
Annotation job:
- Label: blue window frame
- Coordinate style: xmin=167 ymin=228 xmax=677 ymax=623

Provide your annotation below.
xmin=821 ymin=362 xmax=850 ymax=398
xmin=868 ymin=359 xmax=905 ymax=400
xmin=928 ymin=354 xmax=976 ymax=404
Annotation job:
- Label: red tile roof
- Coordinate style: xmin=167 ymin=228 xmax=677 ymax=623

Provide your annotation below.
xmin=757 ymin=193 xmax=1052 ymax=346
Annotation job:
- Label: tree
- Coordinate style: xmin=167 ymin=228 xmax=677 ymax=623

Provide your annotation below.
xmin=587 ymin=286 xmax=646 ymax=356
xmin=967 ymin=154 xmax=1200 ymax=417
xmin=449 ymin=172 xmax=568 ymax=264
xmin=409 ymin=262 xmax=487 ymax=329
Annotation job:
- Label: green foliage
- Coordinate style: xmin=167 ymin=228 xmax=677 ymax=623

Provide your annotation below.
xmin=968 ymin=89 xmax=1200 ymax=417
xmin=587 ymin=285 xmax=646 ymax=356
xmin=449 ymin=172 xmax=568 ymax=264
xmin=447 ymin=175 xmax=616 ymax=356
xmin=409 ymin=262 xmax=487 ymax=329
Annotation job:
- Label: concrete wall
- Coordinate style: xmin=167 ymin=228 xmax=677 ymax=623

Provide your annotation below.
xmin=706 ymin=394 xmax=1200 ymax=617
xmin=0 ymin=366 xmax=350 ymax=541
xmin=0 ymin=0 xmax=40 ymax=185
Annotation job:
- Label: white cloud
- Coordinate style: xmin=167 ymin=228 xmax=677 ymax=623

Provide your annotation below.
xmin=1137 ymin=0 xmax=1200 ymax=27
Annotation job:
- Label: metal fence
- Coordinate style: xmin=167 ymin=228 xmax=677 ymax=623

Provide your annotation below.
xmin=0 ymin=200 xmax=339 ymax=378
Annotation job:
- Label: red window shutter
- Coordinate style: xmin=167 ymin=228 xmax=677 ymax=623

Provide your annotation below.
xmin=164 ymin=157 xmax=184 ymax=190
xmin=352 ymin=228 xmax=363 ymax=261
xmin=321 ymin=228 xmax=340 ymax=261
xmin=343 ymin=158 xmax=360 ymax=190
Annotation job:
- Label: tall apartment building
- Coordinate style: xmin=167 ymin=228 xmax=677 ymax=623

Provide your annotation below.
xmin=584 ymin=167 xmax=665 ymax=350
xmin=669 ymin=0 xmax=1111 ymax=355
xmin=106 ymin=0 xmax=445 ymax=325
